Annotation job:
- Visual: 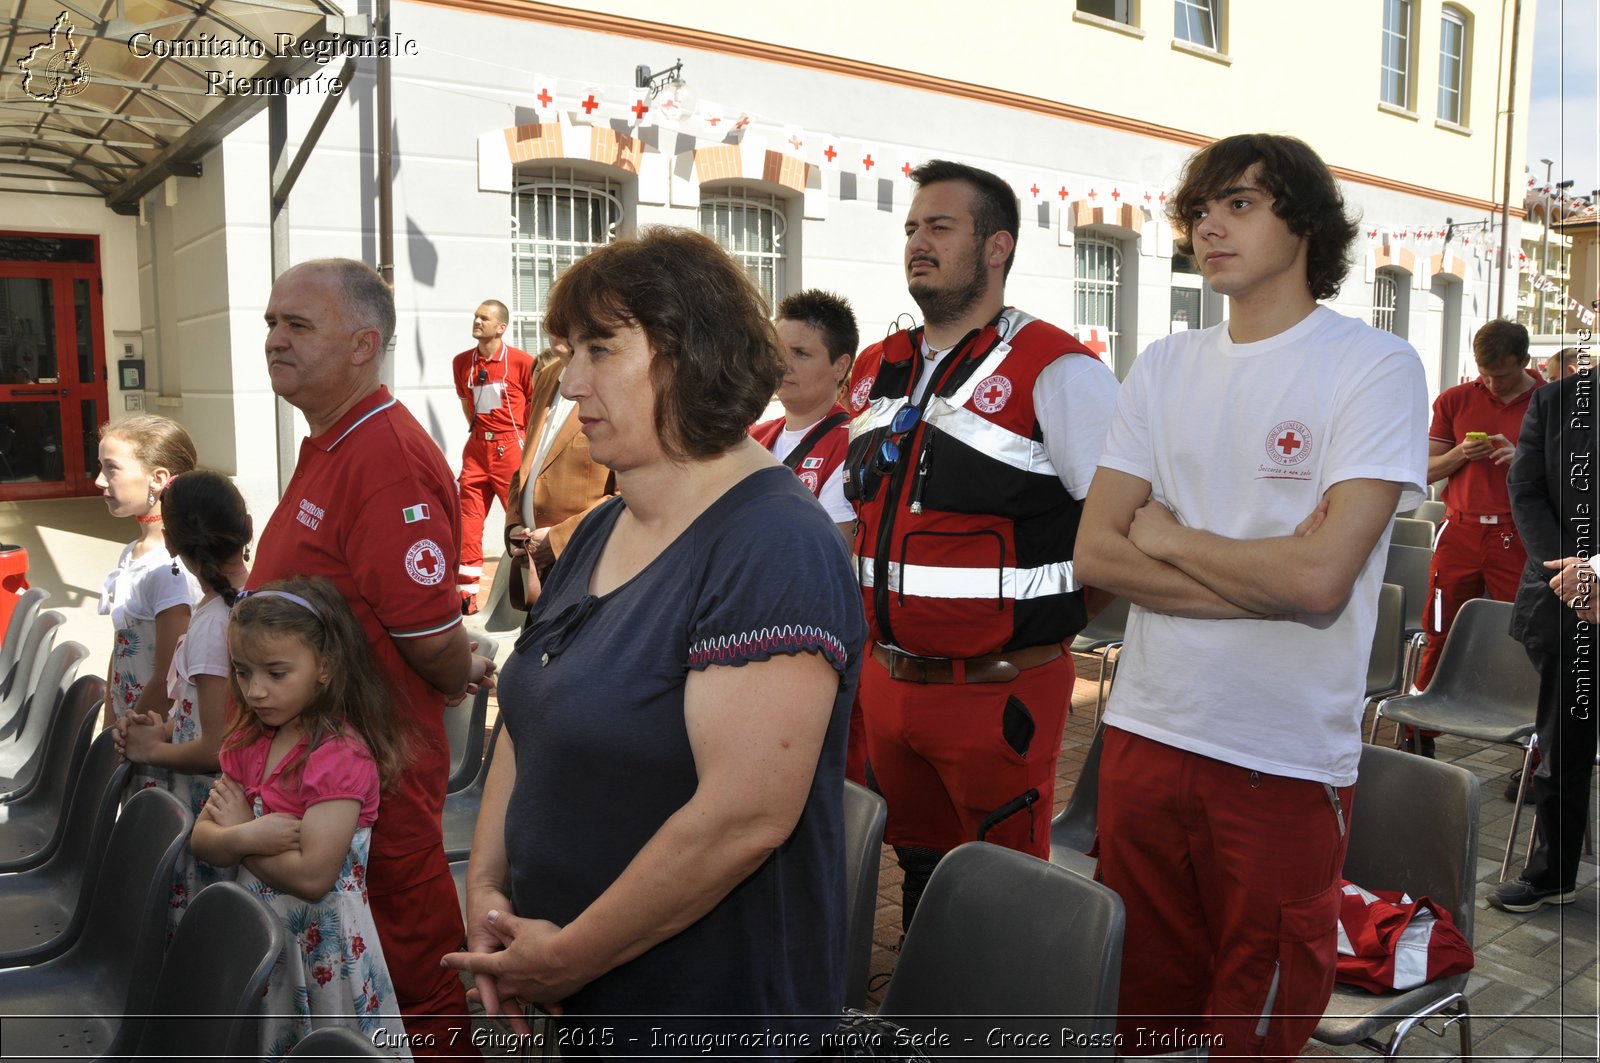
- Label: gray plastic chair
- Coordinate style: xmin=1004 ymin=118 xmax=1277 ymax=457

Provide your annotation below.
xmin=1048 ymin=724 xmax=1104 ymax=879
xmin=0 ymin=787 xmax=191 ymax=1059
xmin=0 ymin=639 xmax=89 ymax=789
xmin=443 ymin=714 xmax=503 ymax=861
xmin=445 ymin=639 xmax=497 ymax=794
xmin=1369 ymin=599 xmax=1539 ymax=879
xmin=0 ymin=608 xmax=62 ymax=740
xmin=1365 ymin=583 xmax=1406 ymax=709
xmin=0 ymin=728 xmax=130 ymax=962
xmin=132 ymin=880 xmax=284 ymax=1060
xmin=1390 ymin=517 xmax=1436 ymax=549
xmin=0 ymin=676 xmax=111 ymax=870
xmin=879 ymin=842 xmax=1124 ymax=1055
xmin=1313 ymin=744 xmax=1480 ymax=1059
xmin=1410 ymin=498 xmax=1446 ymax=526
xmin=1070 ymin=597 xmax=1128 ymax=726
xmin=0 ymin=585 xmax=47 ymax=702
xmin=842 ymin=779 xmax=887 ymax=1009
xmin=286 ymin=1025 xmax=397 ymax=1058
xmin=1383 ymin=543 xmax=1433 ymax=692
xmin=462 ymin=551 xmax=528 ymax=664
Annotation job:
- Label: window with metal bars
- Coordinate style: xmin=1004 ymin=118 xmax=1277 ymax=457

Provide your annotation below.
xmin=1372 ymin=269 xmax=1401 ymax=334
xmin=1074 ymin=238 xmax=1121 ymax=364
xmin=699 ymin=192 xmax=787 ymax=316
xmin=510 ymin=175 xmax=623 ymax=353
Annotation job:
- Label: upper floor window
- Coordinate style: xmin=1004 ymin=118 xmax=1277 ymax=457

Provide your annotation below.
xmin=1077 ymin=0 xmax=1134 ymax=25
xmin=511 ymin=174 xmax=623 ymax=354
xmin=1438 ymin=6 xmax=1467 ymax=124
xmin=700 ymin=192 xmax=787 ymax=316
xmin=1174 ymin=0 xmax=1219 ymax=49
xmin=1380 ymin=0 xmax=1414 ymax=108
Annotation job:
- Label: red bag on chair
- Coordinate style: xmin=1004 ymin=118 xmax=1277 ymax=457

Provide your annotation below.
xmin=1334 ymin=880 xmax=1475 ymax=993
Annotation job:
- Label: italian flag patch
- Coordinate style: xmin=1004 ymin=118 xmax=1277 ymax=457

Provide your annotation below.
xmin=402 ymin=504 xmax=431 ymax=523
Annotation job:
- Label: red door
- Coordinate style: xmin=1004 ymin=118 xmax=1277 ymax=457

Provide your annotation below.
xmin=0 ymin=233 xmax=109 ymax=501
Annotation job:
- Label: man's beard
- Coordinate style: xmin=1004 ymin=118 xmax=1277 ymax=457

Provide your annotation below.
xmin=909 ymin=244 xmax=989 ymax=327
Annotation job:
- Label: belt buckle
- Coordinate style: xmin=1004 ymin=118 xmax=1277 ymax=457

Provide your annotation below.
xmin=484 ymin=431 xmax=496 ymax=441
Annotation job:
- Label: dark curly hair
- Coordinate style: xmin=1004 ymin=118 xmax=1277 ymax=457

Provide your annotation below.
xmin=544 ymin=227 xmax=783 ymax=462
xmin=1167 ymin=134 xmax=1359 ymax=302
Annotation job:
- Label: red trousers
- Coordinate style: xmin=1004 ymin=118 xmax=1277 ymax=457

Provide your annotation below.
xmin=457 ymin=435 xmax=521 ymax=596
xmin=368 ymin=844 xmax=477 ymax=1057
xmin=1096 ymin=728 xmax=1352 ymax=1061
xmin=1415 ymin=515 xmax=1525 ymax=689
xmin=859 ymin=650 xmax=1072 ymax=857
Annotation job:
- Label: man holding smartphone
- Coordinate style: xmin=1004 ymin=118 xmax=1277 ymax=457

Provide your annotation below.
xmin=1415 ymin=320 xmax=1542 ymax=708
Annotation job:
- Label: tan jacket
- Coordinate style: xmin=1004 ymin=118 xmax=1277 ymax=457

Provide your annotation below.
xmin=505 ymin=363 xmax=615 ymax=573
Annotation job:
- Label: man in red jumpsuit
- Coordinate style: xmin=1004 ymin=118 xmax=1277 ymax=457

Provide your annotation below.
xmin=452 ymin=300 xmax=534 ymax=615
xmin=845 ymin=160 xmax=1118 ymax=930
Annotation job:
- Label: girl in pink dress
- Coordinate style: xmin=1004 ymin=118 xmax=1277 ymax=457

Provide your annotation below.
xmin=190 ymin=577 xmax=413 ymax=1062
xmin=115 ymin=470 xmax=250 ymax=929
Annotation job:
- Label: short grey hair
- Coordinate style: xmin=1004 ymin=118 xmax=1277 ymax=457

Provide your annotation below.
xmin=296 ymin=258 xmax=396 ymax=352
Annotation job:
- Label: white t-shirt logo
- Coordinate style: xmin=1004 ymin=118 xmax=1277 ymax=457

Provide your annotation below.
xmin=1265 ymin=420 xmax=1313 ymax=467
xmin=973 ymin=374 xmax=1013 ymax=414
xmin=405 ymin=539 xmax=447 ymax=586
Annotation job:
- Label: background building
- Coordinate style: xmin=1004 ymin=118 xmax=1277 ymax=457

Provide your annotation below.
xmin=1 ymin=0 xmax=1542 ymax=524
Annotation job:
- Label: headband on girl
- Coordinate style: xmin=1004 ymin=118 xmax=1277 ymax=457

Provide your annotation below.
xmin=237 ymin=589 xmax=321 ymax=618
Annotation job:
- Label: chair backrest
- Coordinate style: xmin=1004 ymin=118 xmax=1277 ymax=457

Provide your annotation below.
xmin=286 ymin=1025 xmax=397 ymax=1058
xmin=1364 ymin=583 xmax=1406 ymax=700
xmin=15 ymin=724 xmax=128 ymax=900
xmin=880 ymin=842 xmax=1124 ymax=1053
xmin=1074 ymin=595 xmax=1129 ymax=649
xmin=0 ymin=585 xmax=48 ymax=696
xmin=444 ymin=640 xmax=496 ymax=793
xmin=0 ymin=676 xmax=111 ymax=870
xmin=1383 ymin=543 xmax=1432 ymax=634
xmin=1426 ymin=598 xmax=1541 ymax=714
xmin=841 ymin=779 xmax=886 ymax=1009
xmin=74 ymin=787 xmax=192 ymax=1022
xmin=1390 ymin=517 xmax=1436 ymax=550
xmin=1050 ymin=724 xmax=1104 ymax=857
xmin=0 ymin=640 xmax=88 ymax=783
xmin=1345 ymin=744 xmax=1481 ymax=945
xmin=0 ymin=609 xmax=63 ymax=731
xmin=1412 ymin=499 xmax=1446 ymax=526
xmin=134 ymin=881 xmax=284 ymax=1059
xmin=468 ymin=714 xmax=505 ymax=796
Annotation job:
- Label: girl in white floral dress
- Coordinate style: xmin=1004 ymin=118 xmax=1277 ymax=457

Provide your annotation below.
xmin=191 ymin=577 xmax=412 ymax=1062
xmin=94 ymin=416 xmax=199 ymax=796
xmin=115 ymin=470 xmax=250 ymax=930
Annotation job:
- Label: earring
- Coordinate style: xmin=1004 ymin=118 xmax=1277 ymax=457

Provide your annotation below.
xmin=243 ymin=545 xmax=252 ymax=563
xmin=147 ymin=487 xmax=158 ymax=508
xmin=170 ymin=560 xmax=180 ymax=576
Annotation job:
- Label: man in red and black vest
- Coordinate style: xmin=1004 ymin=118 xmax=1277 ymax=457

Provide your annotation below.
xmin=845 ymin=160 xmax=1118 ymax=930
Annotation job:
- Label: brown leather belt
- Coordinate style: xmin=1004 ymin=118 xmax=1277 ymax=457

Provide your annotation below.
xmin=871 ymin=642 xmax=1063 ymax=684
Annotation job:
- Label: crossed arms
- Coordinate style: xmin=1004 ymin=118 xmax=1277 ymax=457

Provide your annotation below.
xmin=1075 ymin=468 xmax=1402 ymax=619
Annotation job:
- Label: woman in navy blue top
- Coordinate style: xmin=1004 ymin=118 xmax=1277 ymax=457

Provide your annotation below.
xmin=444 ymin=228 xmax=866 ymax=1059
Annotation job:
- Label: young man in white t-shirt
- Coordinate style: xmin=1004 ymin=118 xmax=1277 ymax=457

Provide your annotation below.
xmin=1076 ymin=134 xmax=1429 ymax=1059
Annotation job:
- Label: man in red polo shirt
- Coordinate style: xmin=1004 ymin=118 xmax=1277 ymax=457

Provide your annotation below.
xmin=452 ymin=300 xmax=534 ymax=615
xmin=257 ymin=258 xmax=492 ymax=1055
xmin=1417 ymin=319 xmax=1542 ymax=698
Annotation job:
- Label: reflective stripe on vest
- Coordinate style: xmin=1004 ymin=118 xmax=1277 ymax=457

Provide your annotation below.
xmin=852 ymin=555 xmax=1081 ymax=599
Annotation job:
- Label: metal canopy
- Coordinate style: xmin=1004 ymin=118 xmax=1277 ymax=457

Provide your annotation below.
xmin=1 ymin=0 xmax=365 ymax=212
